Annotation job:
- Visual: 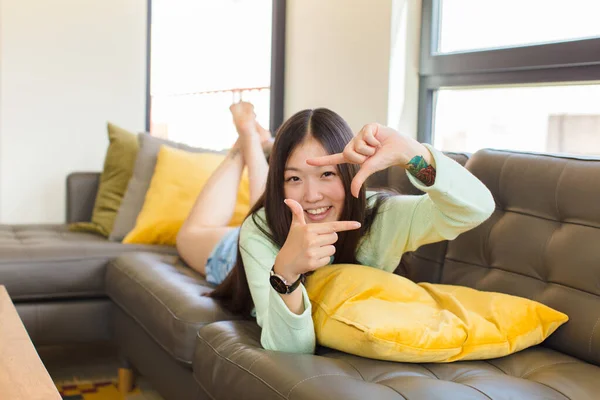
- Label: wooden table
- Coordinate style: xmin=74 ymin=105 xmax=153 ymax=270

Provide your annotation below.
xmin=0 ymin=285 xmax=61 ymax=399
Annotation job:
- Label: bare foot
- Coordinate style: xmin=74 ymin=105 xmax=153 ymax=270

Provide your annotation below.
xmin=255 ymin=121 xmax=272 ymax=142
xmin=229 ymin=101 xmax=274 ymax=156
xmin=229 ymin=101 xmax=256 ymax=135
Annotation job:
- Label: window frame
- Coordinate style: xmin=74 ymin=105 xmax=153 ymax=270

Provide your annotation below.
xmin=417 ymin=0 xmax=600 ymax=144
xmin=145 ymin=0 xmax=286 ymax=134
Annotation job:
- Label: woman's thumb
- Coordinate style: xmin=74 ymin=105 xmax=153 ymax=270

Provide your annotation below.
xmin=284 ymin=199 xmax=306 ymax=225
xmin=351 ymin=158 xmax=381 ymax=198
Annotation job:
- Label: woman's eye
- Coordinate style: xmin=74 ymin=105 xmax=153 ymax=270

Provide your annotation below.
xmin=322 ymin=171 xmax=336 ymax=178
xmin=286 ymin=176 xmax=300 ymax=182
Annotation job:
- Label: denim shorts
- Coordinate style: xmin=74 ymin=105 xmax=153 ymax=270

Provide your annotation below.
xmin=205 ymin=228 xmax=241 ymax=286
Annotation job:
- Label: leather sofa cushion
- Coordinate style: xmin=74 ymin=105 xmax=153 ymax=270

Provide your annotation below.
xmin=195 ymin=320 xmax=600 ymax=400
xmin=16 ymin=299 xmax=113 ymax=345
xmin=0 ymin=225 xmax=176 ymax=301
xmin=440 ymin=150 xmax=600 ymax=365
xmin=105 ymin=252 xmax=238 ymax=365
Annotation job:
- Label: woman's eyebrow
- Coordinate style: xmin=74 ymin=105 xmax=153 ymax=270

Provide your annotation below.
xmin=285 ymin=164 xmax=332 ymax=172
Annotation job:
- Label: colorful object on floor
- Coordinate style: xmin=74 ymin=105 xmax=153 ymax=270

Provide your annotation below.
xmin=56 ymin=380 xmax=142 ymax=399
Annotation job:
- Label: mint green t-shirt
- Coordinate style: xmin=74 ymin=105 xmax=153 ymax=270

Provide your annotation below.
xmin=238 ymin=144 xmax=495 ymax=354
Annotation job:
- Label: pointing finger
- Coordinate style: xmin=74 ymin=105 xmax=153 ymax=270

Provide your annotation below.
xmin=306 ymin=153 xmax=346 ymax=166
xmin=313 ymin=220 xmax=361 ymax=233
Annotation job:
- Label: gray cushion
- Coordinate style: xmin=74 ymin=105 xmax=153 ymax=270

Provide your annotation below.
xmin=109 ymin=134 xmax=223 ymax=241
xmin=0 ymin=224 xmax=176 ymax=301
xmin=105 ymin=252 xmax=239 ymax=364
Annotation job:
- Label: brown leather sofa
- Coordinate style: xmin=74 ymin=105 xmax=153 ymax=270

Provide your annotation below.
xmin=2 ymin=148 xmax=600 ymax=399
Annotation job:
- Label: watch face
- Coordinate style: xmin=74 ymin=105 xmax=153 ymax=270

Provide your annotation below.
xmin=269 ymin=275 xmax=288 ymax=294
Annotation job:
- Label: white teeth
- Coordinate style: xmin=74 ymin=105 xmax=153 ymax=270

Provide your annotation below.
xmin=306 ymin=207 xmax=330 ymax=215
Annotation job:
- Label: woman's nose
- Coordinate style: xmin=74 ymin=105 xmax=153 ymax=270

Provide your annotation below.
xmin=304 ymin=182 xmax=324 ymax=203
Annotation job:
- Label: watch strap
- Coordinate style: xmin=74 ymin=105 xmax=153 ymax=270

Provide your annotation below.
xmin=286 ymin=272 xmax=305 ymax=294
xmin=270 ymin=266 xmax=305 ymax=294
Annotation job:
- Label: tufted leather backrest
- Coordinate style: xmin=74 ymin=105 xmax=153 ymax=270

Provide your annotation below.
xmin=438 ymin=149 xmax=600 ymax=365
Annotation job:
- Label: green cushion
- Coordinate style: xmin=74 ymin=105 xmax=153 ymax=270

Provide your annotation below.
xmin=70 ymin=123 xmax=139 ymax=236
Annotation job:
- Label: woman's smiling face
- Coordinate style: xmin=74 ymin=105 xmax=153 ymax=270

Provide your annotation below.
xmin=283 ymin=135 xmax=346 ymax=223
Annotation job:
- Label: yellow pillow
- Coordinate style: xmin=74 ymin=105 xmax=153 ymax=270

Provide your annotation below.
xmin=123 ymin=146 xmax=250 ymax=246
xmin=306 ymin=264 xmax=568 ymax=363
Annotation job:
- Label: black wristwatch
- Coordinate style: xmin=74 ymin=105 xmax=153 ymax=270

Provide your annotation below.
xmin=269 ymin=266 xmax=305 ymax=294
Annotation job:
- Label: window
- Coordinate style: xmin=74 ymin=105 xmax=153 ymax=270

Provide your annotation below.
xmin=147 ymin=0 xmax=285 ymax=150
xmin=434 ymin=84 xmax=600 ymax=154
xmin=438 ymin=0 xmax=600 ymax=53
xmin=419 ymin=0 xmax=600 ymax=155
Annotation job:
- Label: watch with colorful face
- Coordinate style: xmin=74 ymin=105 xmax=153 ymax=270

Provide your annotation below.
xmin=269 ymin=266 xmax=305 ymax=294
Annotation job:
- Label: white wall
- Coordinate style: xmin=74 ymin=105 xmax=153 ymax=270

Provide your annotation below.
xmin=0 ymin=0 xmax=147 ymax=223
xmin=284 ymin=0 xmax=421 ymax=136
xmin=285 ymin=0 xmax=392 ymax=131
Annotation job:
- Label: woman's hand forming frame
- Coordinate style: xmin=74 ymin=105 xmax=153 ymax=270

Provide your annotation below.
xmin=307 ymin=123 xmax=437 ymax=197
xmin=274 ymin=199 xmax=361 ymax=283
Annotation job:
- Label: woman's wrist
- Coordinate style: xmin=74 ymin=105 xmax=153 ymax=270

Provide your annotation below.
xmin=273 ymin=258 xmax=301 ymax=283
xmin=404 ymin=145 xmax=436 ymax=186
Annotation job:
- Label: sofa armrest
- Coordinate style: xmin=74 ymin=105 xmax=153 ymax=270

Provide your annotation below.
xmin=66 ymin=172 xmax=100 ymax=223
xmin=194 ymin=321 xmax=400 ymax=400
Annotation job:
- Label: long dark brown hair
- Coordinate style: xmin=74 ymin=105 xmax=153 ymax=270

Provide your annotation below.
xmin=208 ymin=108 xmax=388 ymax=316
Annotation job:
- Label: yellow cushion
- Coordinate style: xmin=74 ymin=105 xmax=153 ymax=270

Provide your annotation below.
xmin=306 ymin=264 xmax=568 ymax=363
xmin=123 ymin=146 xmax=250 ymax=246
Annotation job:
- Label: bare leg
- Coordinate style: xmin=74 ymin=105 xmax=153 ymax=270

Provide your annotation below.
xmin=222 ymin=102 xmax=269 ymax=205
xmin=240 ymin=128 xmax=269 ymax=206
xmin=176 ymin=102 xmax=269 ymax=275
